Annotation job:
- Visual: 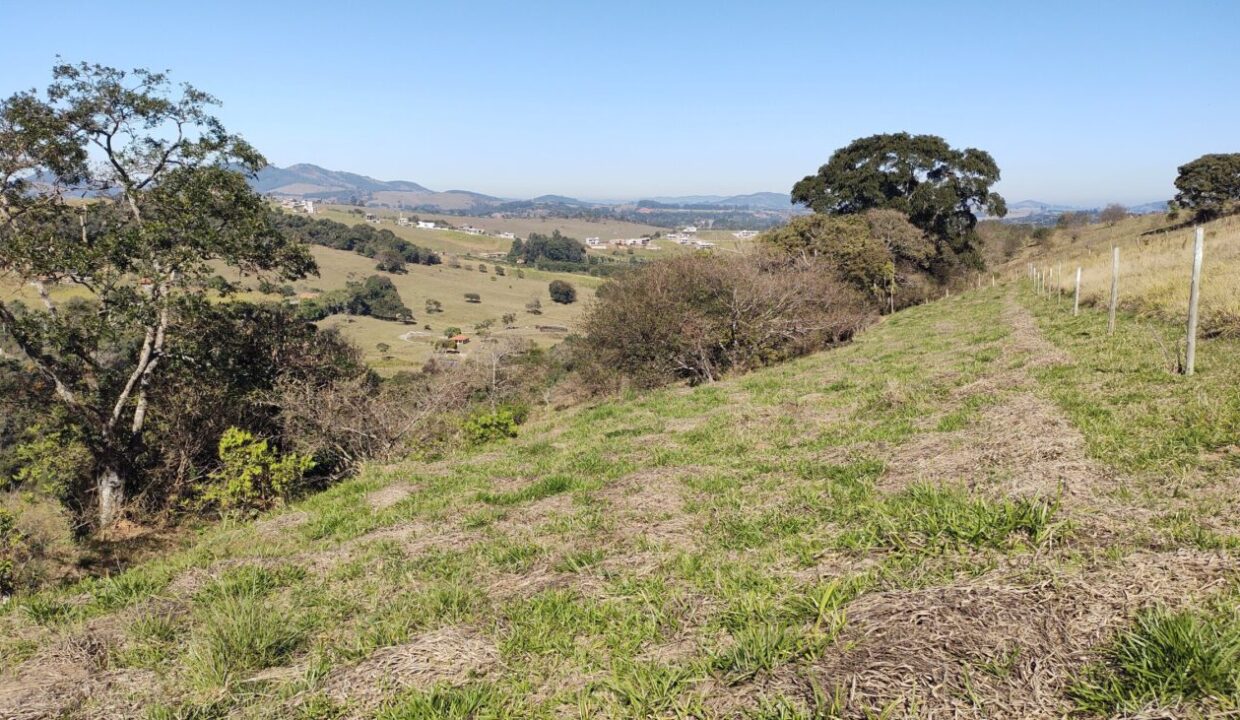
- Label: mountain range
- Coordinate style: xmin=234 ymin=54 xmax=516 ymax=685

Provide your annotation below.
xmin=252 ymin=164 xmax=1166 ymax=223
xmin=252 ymin=164 xmax=793 ymax=213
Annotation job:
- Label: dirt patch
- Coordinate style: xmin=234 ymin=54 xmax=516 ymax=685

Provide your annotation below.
xmin=254 ymin=510 xmax=309 ymax=536
xmin=764 ymin=551 xmax=1234 ymax=719
xmin=365 ymin=484 xmax=417 ymax=511
xmin=1003 ymin=297 xmax=1072 ymax=369
xmin=599 ymin=468 xmax=698 ymax=551
xmin=318 ymin=626 xmax=499 ymax=716
xmin=881 ymin=392 xmax=1116 ymax=503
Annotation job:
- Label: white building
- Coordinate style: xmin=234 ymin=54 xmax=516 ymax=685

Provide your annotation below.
xmin=682 ymin=225 xmax=698 ymax=234
xmin=499 ymin=231 xmax=516 ymax=240
xmin=585 ymin=236 xmax=604 ymax=247
xmin=416 ymin=220 xmax=437 ymax=229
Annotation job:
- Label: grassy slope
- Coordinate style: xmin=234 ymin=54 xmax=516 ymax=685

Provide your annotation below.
xmin=3 ymin=284 xmax=1240 ymax=718
xmin=1006 ymin=212 xmax=1240 ymax=336
xmin=291 ymin=246 xmax=597 ymax=373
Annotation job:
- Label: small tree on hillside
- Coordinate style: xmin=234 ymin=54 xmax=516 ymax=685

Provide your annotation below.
xmin=425 ymin=298 xmax=443 ymax=314
xmin=549 ymin=280 xmax=577 ymax=304
xmin=0 ymin=63 xmax=315 ymax=528
xmin=1099 ymin=204 xmax=1128 ymax=225
xmin=525 ymin=297 xmax=542 ymax=314
xmin=464 ymin=292 xmax=481 ymax=304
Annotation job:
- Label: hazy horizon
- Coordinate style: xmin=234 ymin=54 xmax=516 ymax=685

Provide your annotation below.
xmin=4 ymin=0 xmax=1238 ymax=206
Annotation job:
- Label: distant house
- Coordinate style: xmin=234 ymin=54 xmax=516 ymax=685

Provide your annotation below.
xmin=682 ymin=225 xmax=698 ymax=234
xmin=461 ymin=225 xmax=486 ymax=236
xmin=499 ymin=231 xmax=516 ymax=240
xmin=450 ymin=334 xmax=470 ymax=344
xmin=416 ymin=220 xmax=437 ymax=229
xmin=396 ymin=215 xmax=411 ymax=227
xmin=732 ymin=230 xmax=758 ymax=240
xmin=585 ymin=236 xmax=603 ymax=247
xmin=365 ymin=213 xmax=380 ymax=224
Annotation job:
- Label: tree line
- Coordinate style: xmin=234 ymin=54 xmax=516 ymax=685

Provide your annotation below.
xmin=272 ymin=213 xmax=441 ymax=273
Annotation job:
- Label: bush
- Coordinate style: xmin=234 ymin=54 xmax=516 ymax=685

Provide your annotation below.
xmin=0 ymin=494 xmax=76 ymax=594
xmin=464 ymin=293 xmax=481 ymax=304
xmin=201 ymin=428 xmax=315 ymax=512
xmin=548 ymin=280 xmax=577 ymax=304
xmin=462 ymin=405 xmax=528 ymax=445
xmin=582 ymin=253 xmax=873 ymax=388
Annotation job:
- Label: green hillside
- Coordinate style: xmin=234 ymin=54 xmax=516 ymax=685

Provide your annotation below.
xmin=4 ymin=283 xmax=1238 ymax=718
xmin=286 ymin=247 xmax=598 ymax=373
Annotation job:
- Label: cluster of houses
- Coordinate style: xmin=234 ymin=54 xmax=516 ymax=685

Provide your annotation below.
xmin=277 ymin=198 xmax=316 ymax=215
xmin=586 ymin=236 xmax=653 ymax=248
xmin=665 ymin=226 xmax=716 ymax=249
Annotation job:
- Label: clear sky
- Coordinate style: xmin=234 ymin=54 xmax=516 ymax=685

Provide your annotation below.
xmin=3 ymin=0 xmax=1238 ymax=205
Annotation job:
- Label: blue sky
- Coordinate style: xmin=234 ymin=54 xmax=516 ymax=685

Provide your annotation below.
xmin=3 ymin=0 xmax=1238 ymax=205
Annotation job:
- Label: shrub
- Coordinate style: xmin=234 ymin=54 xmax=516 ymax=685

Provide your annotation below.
xmin=525 ymin=298 xmax=542 ymax=314
xmin=201 ymin=428 xmax=315 ymax=512
xmin=549 ymin=280 xmax=577 ymax=304
xmin=462 ymin=405 xmax=528 ymax=445
xmin=582 ymin=253 xmax=873 ymax=388
xmin=0 ymin=506 xmax=17 ymax=595
xmin=0 ymin=494 xmax=76 ymax=594
xmin=464 ymin=292 xmax=481 ymax=304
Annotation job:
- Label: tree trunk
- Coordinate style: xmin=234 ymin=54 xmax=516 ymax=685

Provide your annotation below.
xmin=97 ymin=465 xmax=125 ymax=528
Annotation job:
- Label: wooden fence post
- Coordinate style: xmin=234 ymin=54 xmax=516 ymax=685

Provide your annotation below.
xmin=1073 ymin=267 xmax=1082 ymax=317
xmin=1184 ymin=227 xmax=1204 ymax=376
xmin=1107 ymin=246 xmax=1119 ymax=335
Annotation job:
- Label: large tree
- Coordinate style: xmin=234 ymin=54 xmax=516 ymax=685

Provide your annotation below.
xmin=1173 ymin=153 xmax=1240 ymax=220
xmin=0 ymin=63 xmax=315 ymax=528
xmin=791 ymin=133 xmax=1006 ymax=269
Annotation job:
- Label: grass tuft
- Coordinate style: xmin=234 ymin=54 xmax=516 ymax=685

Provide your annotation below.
xmin=1071 ymin=605 xmax=1240 ymax=713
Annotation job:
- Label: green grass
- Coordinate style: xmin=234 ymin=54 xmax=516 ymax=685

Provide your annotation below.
xmin=7 ymin=286 xmax=1240 ymax=717
xmin=1022 ymin=286 xmax=1240 ymax=478
xmin=1071 ymin=605 xmax=1240 ymax=714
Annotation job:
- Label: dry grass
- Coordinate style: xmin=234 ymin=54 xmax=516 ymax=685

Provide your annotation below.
xmin=1009 ymin=212 xmax=1240 ymax=337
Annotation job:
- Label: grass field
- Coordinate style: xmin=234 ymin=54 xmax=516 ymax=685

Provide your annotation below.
xmin=5 ymin=282 xmax=1239 ymax=718
xmin=288 ymin=247 xmax=598 ymax=373
xmin=0 ymin=244 xmax=598 ymax=375
xmin=314 ymin=205 xmax=665 ymax=259
xmin=1007 ymin=211 xmax=1240 ymax=337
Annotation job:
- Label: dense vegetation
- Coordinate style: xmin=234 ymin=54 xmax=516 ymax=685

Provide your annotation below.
xmin=272 ymin=213 xmax=441 ymax=273
xmin=792 ymin=132 xmax=1007 ymax=275
xmin=296 ymin=275 xmax=412 ymax=322
xmin=1173 ymin=152 xmax=1240 ymax=220
xmin=507 ymin=230 xmax=632 ymax=275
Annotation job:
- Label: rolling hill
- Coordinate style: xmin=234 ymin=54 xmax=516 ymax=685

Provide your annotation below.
xmin=5 ymin=282 xmax=1240 ymax=718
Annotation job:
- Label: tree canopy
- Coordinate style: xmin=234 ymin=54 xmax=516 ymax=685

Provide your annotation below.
xmin=1174 ymin=153 xmax=1240 ymax=220
xmin=791 ymin=133 xmax=1006 ymax=270
xmin=0 ymin=63 xmax=316 ymax=526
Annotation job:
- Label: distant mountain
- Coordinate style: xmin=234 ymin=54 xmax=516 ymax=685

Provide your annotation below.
xmin=642 ymin=192 xmax=792 ymax=210
xmin=252 ymin=163 xmax=500 ymax=211
xmin=253 ymin=163 xmax=431 ymax=195
xmin=254 ymin=163 xmax=794 ymax=220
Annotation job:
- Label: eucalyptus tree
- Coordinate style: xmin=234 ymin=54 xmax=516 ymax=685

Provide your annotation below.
xmin=0 ymin=63 xmax=315 ymax=528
